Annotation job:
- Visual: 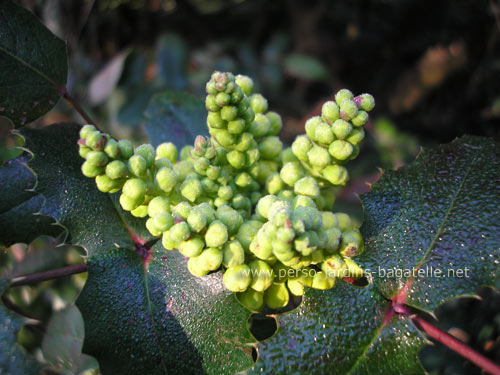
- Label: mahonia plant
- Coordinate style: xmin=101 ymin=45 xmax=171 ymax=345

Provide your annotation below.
xmin=77 ymin=71 xmax=375 ymax=312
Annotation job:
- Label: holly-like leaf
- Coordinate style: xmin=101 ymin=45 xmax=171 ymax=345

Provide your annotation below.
xmin=19 ymin=123 xmax=154 ymax=256
xmin=0 ymin=0 xmax=68 ymax=127
xmin=358 ymin=136 xmax=500 ymax=312
xmin=0 ymin=154 xmax=61 ymax=246
xmin=76 ymin=243 xmax=255 ymax=375
xmin=144 ymin=91 xmax=208 ymax=149
xmin=155 ymin=33 xmax=188 ymax=90
xmin=0 ymin=280 xmax=42 ymax=374
xmin=250 ymin=282 xmax=426 ymax=375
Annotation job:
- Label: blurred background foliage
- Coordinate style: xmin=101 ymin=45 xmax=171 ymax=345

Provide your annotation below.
xmin=0 ymin=0 xmax=499 ymax=374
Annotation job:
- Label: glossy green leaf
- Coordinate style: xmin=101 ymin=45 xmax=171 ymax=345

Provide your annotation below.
xmin=0 ymin=280 xmax=42 ymax=374
xmin=76 ymin=243 xmax=254 ymax=375
xmin=250 ymin=282 xmax=426 ymax=375
xmin=42 ymin=305 xmax=100 ymax=374
xmin=144 ymin=91 xmax=208 ymax=149
xmin=0 ymin=0 xmax=67 ymax=126
xmin=0 ymin=154 xmax=61 ymax=246
xmin=358 ymin=136 xmax=500 ymax=312
xmin=19 ymin=124 xmax=153 ymax=256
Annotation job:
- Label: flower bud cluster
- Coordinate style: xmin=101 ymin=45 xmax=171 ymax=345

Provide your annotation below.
xmin=78 ymin=71 xmax=374 ymax=312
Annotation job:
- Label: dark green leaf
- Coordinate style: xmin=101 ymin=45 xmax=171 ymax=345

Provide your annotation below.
xmin=20 ymin=124 xmax=154 ymax=256
xmin=144 ymin=91 xmax=208 ymax=149
xmin=284 ymin=54 xmax=328 ymax=81
xmin=42 ymin=305 xmax=100 ymax=374
xmin=0 ymin=0 xmax=68 ymax=126
xmin=117 ymin=87 xmax=159 ymax=127
xmin=358 ymin=136 xmax=500 ymax=312
xmin=250 ymin=282 xmax=426 ymax=375
xmin=156 ymin=33 xmax=188 ymax=90
xmin=76 ymin=243 xmax=255 ymax=375
xmin=0 ymin=280 xmax=42 ymax=374
xmin=0 ymin=154 xmax=61 ymax=246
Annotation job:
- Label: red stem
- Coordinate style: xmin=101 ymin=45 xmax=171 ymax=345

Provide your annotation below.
xmin=61 ymin=88 xmax=98 ymax=127
xmin=10 ymin=263 xmax=88 ymax=287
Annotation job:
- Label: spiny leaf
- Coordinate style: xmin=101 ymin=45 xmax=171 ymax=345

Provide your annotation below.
xmin=0 ymin=154 xmax=62 ymax=247
xmin=0 ymin=280 xmax=42 ymax=374
xmin=19 ymin=124 xmax=154 ymax=256
xmin=76 ymin=243 xmax=255 ymax=375
xmin=250 ymin=282 xmax=426 ymax=375
xmin=0 ymin=0 xmax=67 ymax=126
xmin=144 ymin=91 xmax=208 ymax=149
xmin=358 ymin=136 xmax=500 ymax=312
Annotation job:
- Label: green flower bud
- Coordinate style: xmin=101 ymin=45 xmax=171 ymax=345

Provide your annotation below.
xmin=344 ymin=258 xmax=364 ymax=278
xmin=146 ymin=218 xmax=162 ymax=237
xmin=249 ymin=234 xmax=273 ymax=260
xmin=222 ymin=240 xmax=245 ymax=268
xmin=311 ymin=271 xmax=335 ymax=290
xmin=216 ymin=205 xmax=243 ymax=235
xmin=172 ymin=202 xmax=191 ymax=220
xmin=304 ymin=116 xmax=322 ymax=141
xmin=291 ymin=135 xmax=312 ymax=161
xmin=187 ymin=208 xmax=208 ymax=232
xmin=123 ymin=178 xmax=147 ymax=200
xmin=292 ymin=195 xmax=316 ymax=209
xmin=220 ymin=105 xmax=238 ymax=122
xmin=335 ymin=89 xmax=354 ymax=105
xmin=322 ymin=165 xmax=349 ymax=185
xmin=95 ymin=174 xmax=118 ymax=193
xmin=180 ymin=145 xmax=194 ymax=160
xmin=255 ymin=195 xmax=277 ymax=219
xmin=287 ymin=278 xmax=304 ymax=296
xmin=266 ymin=111 xmax=282 ymax=135
xmin=216 ymin=185 xmax=232 ymax=201
xmin=151 ymin=212 xmax=173 ymax=233
xmin=211 ymin=129 xmax=236 ymax=148
xmin=180 ymin=178 xmax=202 ymax=202
xmin=321 ymin=254 xmax=348 ymax=278
xmin=154 ymin=158 xmax=173 ymax=170
xmin=235 ymin=172 xmax=252 ymax=188
xmin=187 ymin=256 xmax=208 ymax=277
xmin=131 ymin=205 xmax=148 ymax=218
xmin=307 ymin=145 xmax=331 ymax=168
xmin=147 ymin=196 xmax=170 ymax=217
xmin=205 ymin=220 xmax=228 ymax=248
xmin=230 ymin=86 xmax=244 ymax=103
xmin=346 ymin=127 xmax=365 ymax=144
xmin=198 ymin=247 xmax=223 ymax=271
xmin=154 ymin=167 xmax=177 ymax=193
xmin=259 ymin=136 xmax=283 ymax=159
xmin=117 ymin=140 xmax=133 ymax=159
xmin=173 ymin=160 xmax=193 ymax=181
xmin=249 ymin=94 xmax=268 ymax=114
xmin=128 ymin=155 xmax=147 ymax=177
xmin=223 ymin=264 xmax=252 ymax=292
xmin=169 ymin=221 xmax=191 ymax=242
xmin=294 ymin=177 xmax=320 ymax=198
xmin=105 ymin=160 xmax=128 ymax=179
xmin=156 ymin=142 xmax=178 ymax=163
xmin=85 ymin=151 xmax=108 ymax=167
xmin=86 ymin=131 xmax=106 ymax=151
xmin=236 ymin=220 xmax=263 ymax=250
xmin=354 ymin=93 xmax=375 ymax=112
xmin=226 ymin=150 xmax=246 ymax=169
xmin=280 ymin=148 xmax=298 ymax=165
xmin=227 ymin=119 xmax=247 ymax=134
xmin=245 ymin=148 xmax=260 ymax=167
xmin=119 ymin=193 xmax=143 ymax=211
xmin=339 ymin=230 xmax=364 ymax=257
xmin=81 ymin=161 xmax=103 ymax=178
xmin=205 ymin=80 xmax=218 ymax=95
xmin=134 ymin=144 xmax=155 ymax=168
xmin=311 ymin=249 xmax=325 ymax=264
xmin=331 ymin=119 xmax=353 ymax=140
xmin=269 ymin=200 xmax=292 ymax=227
xmin=249 ymin=113 xmax=271 ymax=137
xmin=205 ymin=94 xmax=219 ymax=112
xmin=277 ymin=189 xmax=295 ymax=202
xmin=351 ymin=110 xmax=369 ymax=127
xmin=321 ymin=101 xmax=340 ymax=124
xmin=201 ymin=177 xmax=218 ymax=195
xmin=321 ymin=212 xmax=338 ymax=229
xmin=80 ymin=124 xmax=96 ymax=139
xmin=265 ymin=173 xmax=285 ymax=195
xmin=235 ymin=75 xmax=254 ymax=95
xmin=79 ymin=146 xmax=91 ymax=158
xmin=314 ymin=123 xmax=335 ymax=145
xmin=264 ymin=283 xmax=289 ymax=309
xmin=250 ymin=191 xmax=262 ymax=206
xmin=339 ymin=99 xmax=358 ymax=121
xmin=207 ymin=111 xmax=226 ymax=129
xmin=205 ymin=165 xmax=219 ymax=181
xmin=248 ymin=260 xmax=274 ymax=292
xmin=237 ymin=289 xmax=263 ymax=312
xmin=335 ymin=212 xmax=353 ymax=231
xmin=178 ymin=236 xmax=204 ymax=258
xmin=280 ymin=162 xmax=305 ymax=186
xmin=216 ymin=92 xmax=231 ymax=107
xmin=104 ymin=139 xmax=120 ymax=159
xmin=234 ymin=132 xmax=255 ymax=152
xmin=329 ymin=140 xmax=354 ymax=161
xmin=241 ymin=107 xmax=255 ymax=124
